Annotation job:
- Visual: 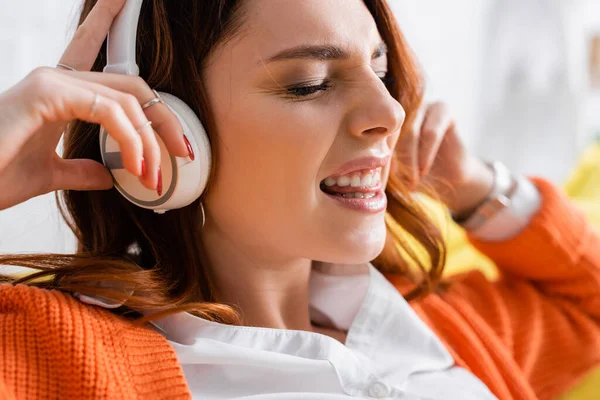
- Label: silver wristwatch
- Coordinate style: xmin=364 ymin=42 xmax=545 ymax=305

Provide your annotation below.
xmin=455 ymin=161 xmax=518 ymax=231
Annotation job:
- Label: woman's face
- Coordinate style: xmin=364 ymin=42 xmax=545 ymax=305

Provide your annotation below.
xmin=202 ymin=0 xmax=405 ymax=265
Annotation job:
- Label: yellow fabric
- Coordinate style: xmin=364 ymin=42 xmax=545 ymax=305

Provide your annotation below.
xmin=385 ymin=194 xmax=499 ymax=281
xmin=391 ymin=143 xmax=600 ymax=400
xmin=558 ymin=143 xmax=600 ymax=400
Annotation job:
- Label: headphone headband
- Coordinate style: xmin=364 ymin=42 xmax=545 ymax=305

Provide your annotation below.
xmin=99 ymin=0 xmax=212 ymax=214
xmin=103 ymin=0 xmax=143 ymax=76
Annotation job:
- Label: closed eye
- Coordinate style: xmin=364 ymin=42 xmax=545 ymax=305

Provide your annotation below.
xmin=286 ymin=74 xmax=396 ymax=98
xmin=286 ymin=82 xmax=332 ymax=97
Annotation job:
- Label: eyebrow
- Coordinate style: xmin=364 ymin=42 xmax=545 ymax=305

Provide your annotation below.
xmin=263 ymin=42 xmax=388 ymax=64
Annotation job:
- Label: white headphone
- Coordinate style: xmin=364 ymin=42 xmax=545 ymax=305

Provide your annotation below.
xmin=99 ymin=0 xmax=212 ymax=214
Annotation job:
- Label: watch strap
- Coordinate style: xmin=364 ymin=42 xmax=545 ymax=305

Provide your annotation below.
xmin=455 ymin=161 xmax=518 ymax=231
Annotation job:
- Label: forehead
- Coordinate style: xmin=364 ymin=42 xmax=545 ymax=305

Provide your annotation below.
xmin=239 ymin=0 xmax=383 ymax=59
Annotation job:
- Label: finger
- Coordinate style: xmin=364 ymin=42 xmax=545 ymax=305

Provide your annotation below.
xmin=50 ymin=158 xmax=114 ymax=192
xmin=56 ymin=72 xmax=163 ymax=190
xmin=55 ymin=70 xmax=188 ymax=158
xmin=137 ymin=122 xmax=162 ymax=190
xmin=34 ymin=69 xmax=144 ymax=176
xmin=58 ymin=0 xmax=127 ymax=72
xmin=418 ymin=102 xmax=453 ymax=176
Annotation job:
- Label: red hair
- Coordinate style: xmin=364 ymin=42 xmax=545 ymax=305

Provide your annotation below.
xmin=0 ymin=0 xmax=445 ymax=324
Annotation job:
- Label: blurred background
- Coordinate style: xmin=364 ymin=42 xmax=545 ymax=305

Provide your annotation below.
xmin=1 ymin=0 xmax=600 ymax=254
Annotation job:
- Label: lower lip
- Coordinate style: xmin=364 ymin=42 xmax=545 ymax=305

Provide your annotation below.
xmin=322 ymin=189 xmax=387 ymax=213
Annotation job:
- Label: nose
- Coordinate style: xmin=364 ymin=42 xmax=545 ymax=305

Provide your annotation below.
xmin=346 ymin=72 xmax=406 ymax=140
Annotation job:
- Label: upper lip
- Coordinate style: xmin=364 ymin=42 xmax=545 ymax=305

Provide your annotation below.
xmin=323 ymin=155 xmax=391 ymax=179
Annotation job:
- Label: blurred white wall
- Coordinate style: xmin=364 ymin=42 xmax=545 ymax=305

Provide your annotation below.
xmin=474 ymin=0 xmax=594 ymax=183
xmin=391 ymin=0 xmax=494 ymax=149
xmin=0 ymin=0 xmax=598 ymax=255
xmin=0 ymin=0 xmax=80 ymax=255
xmin=396 ymin=0 xmax=600 ymax=183
xmin=0 ymin=0 xmax=80 ymax=93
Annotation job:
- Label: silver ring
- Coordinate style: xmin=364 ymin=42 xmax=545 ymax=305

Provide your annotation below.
xmin=89 ymin=92 xmax=100 ymax=120
xmin=135 ymin=120 xmax=153 ymax=134
xmin=141 ymin=89 xmax=165 ymax=110
xmin=56 ymin=63 xmax=77 ymax=71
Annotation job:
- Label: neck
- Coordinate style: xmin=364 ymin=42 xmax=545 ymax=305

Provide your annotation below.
xmin=201 ymin=224 xmax=314 ymax=332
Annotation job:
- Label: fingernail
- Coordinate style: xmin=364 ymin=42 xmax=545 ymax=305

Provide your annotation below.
xmin=141 ymin=159 xmax=147 ymax=178
xmin=157 ymin=168 xmax=163 ymax=196
xmin=183 ymin=135 xmax=195 ymax=161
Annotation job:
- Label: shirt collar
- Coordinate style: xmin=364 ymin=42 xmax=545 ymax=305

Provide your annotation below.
xmin=147 ymin=262 xmax=373 ymax=343
xmin=148 ymin=262 xmax=455 ymax=385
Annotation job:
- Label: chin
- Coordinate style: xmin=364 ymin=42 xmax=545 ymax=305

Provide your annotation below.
xmin=319 ymin=220 xmax=388 ymax=265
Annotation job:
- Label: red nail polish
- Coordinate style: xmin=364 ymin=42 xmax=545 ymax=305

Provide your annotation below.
xmin=141 ymin=159 xmax=147 ymax=178
xmin=157 ymin=168 xmax=163 ymax=196
xmin=183 ymin=135 xmax=195 ymax=161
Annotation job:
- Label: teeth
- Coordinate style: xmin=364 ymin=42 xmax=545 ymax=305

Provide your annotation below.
xmin=337 ymin=176 xmax=351 ymax=187
xmin=324 ymin=177 xmax=337 ymax=187
xmin=323 ymin=168 xmax=383 ymax=188
xmin=374 ymin=172 xmax=381 ymax=184
xmin=361 ymin=174 xmax=373 ymax=186
xmin=340 ymin=192 xmax=377 ymax=199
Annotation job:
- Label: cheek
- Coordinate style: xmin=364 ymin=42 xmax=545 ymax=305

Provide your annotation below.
xmin=205 ymin=96 xmax=336 ymax=233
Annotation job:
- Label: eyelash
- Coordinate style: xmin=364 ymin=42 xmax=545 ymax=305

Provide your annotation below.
xmin=286 ymin=75 xmax=397 ymax=98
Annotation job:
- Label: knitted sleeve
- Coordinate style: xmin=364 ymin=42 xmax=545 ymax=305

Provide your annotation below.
xmin=441 ymin=178 xmax=600 ymax=399
xmin=0 ymin=380 xmax=15 ymax=400
xmin=0 ymin=284 xmax=190 ymax=399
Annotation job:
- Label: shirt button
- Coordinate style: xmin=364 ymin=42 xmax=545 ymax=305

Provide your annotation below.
xmin=368 ymin=382 xmax=390 ymax=398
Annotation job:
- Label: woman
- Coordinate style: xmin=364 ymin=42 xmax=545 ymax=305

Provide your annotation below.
xmin=1 ymin=0 xmax=599 ymax=399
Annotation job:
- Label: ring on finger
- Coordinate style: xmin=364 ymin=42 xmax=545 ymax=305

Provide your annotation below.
xmin=135 ymin=120 xmax=153 ymax=134
xmin=141 ymin=89 xmax=165 ymax=110
xmin=56 ymin=63 xmax=77 ymax=71
xmin=89 ymin=92 xmax=101 ymax=120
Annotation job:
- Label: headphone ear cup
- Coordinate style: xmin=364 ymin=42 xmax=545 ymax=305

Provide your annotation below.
xmin=156 ymin=91 xmax=212 ymax=207
xmin=157 ymin=92 xmax=211 ymax=173
xmin=99 ymin=92 xmax=212 ymax=214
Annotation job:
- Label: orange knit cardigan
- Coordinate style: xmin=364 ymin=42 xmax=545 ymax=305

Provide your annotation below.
xmin=1 ymin=178 xmax=600 ymax=400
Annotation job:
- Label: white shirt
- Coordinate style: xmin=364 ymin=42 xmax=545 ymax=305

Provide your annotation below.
xmin=149 ymin=263 xmax=498 ymax=399
xmin=80 ymin=178 xmax=541 ymax=399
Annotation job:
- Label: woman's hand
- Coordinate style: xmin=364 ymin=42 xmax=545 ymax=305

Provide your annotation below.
xmin=396 ymin=102 xmax=495 ymax=216
xmin=0 ymin=0 xmax=190 ymax=211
